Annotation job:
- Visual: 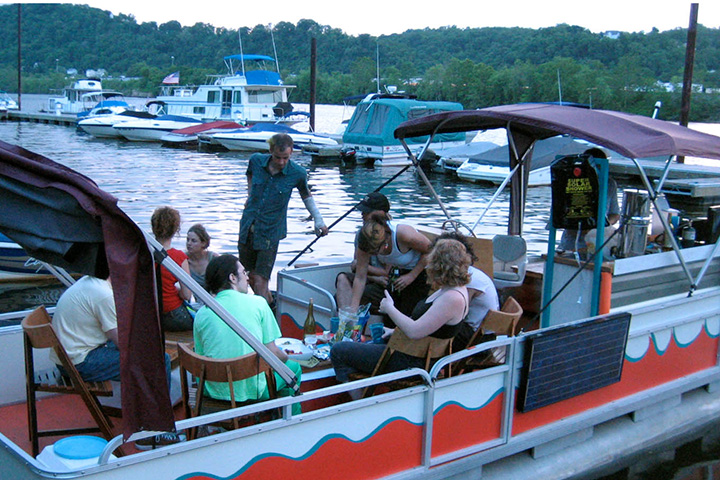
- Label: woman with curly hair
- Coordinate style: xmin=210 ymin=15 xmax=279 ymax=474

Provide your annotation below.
xmin=151 ymin=206 xmax=193 ymax=331
xmin=330 ymin=238 xmax=470 ymax=388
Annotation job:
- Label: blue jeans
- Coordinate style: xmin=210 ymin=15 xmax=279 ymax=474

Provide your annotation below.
xmin=64 ymin=341 xmax=172 ymax=388
xmin=330 ymin=341 xmax=425 ymax=383
xmin=68 ymin=341 xmax=121 ymax=382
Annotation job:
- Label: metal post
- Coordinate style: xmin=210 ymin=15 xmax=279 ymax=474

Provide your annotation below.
xmin=678 ymin=3 xmax=699 ymax=163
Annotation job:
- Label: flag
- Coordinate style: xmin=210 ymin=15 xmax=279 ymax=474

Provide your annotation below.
xmin=162 ymin=71 xmax=180 ymax=84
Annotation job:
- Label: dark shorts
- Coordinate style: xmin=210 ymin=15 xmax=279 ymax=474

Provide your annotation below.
xmin=238 ymin=228 xmax=279 ymax=280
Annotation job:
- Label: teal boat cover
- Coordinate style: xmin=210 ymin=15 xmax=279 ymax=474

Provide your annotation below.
xmin=343 ymin=98 xmax=465 ymax=147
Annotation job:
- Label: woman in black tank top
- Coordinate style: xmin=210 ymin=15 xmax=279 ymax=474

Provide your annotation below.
xmin=331 ymin=239 xmax=471 ymax=387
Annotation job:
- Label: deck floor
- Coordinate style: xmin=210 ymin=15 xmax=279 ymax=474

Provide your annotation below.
xmin=0 ymin=393 xmax=186 ymax=457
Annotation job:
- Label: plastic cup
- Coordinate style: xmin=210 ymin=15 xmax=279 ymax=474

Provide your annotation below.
xmin=330 ymin=317 xmax=339 ymax=334
xmin=370 ymin=322 xmax=385 ymax=344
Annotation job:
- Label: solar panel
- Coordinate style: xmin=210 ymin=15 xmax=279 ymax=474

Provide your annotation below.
xmin=517 ymin=312 xmax=631 ymax=413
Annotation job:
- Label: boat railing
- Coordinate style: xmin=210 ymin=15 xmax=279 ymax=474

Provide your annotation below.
xmin=102 ymin=365 xmax=437 ymax=463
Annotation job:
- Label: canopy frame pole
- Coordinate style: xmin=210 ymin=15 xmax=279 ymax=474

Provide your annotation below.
xmin=143 ymin=233 xmax=299 ymax=393
xmin=471 ymin=162 xmax=521 ymax=232
xmin=399 ymin=126 xmax=473 ymax=233
xmin=629 ymin=158 xmax=696 ymax=291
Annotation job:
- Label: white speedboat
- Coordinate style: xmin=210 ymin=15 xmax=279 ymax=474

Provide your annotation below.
xmin=78 ymin=111 xmax=157 ymax=139
xmin=211 ymin=123 xmax=338 ymax=152
xmin=456 ymin=135 xmax=593 ymax=186
xmin=0 ymin=91 xmax=18 ymax=112
xmin=113 ymin=115 xmax=202 ymax=142
xmin=160 ymin=120 xmax=244 ymax=147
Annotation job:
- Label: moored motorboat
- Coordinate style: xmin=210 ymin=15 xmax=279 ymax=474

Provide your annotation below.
xmin=160 ymin=120 xmax=244 ymax=147
xmin=211 ymin=122 xmax=338 ymax=152
xmin=78 ymin=111 xmax=157 ymax=138
xmin=153 ymin=54 xmax=298 ymax=126
xmin=112 ymin=115 xmax=202 ymax=142
xmin=46 ymin=78 xmax=124 ymax=116
xmin=456 ymin=135 xmax=594 ymax=186
xmin=0 ymin=91 xmax=18 ymax=112
xmin=340 ymin=93 xmax=467 ymax=166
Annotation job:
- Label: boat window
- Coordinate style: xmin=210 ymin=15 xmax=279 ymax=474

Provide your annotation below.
xmin=207 ymin=91 xmax=220 ymax=103
xmin=407 ymin=108 xmax=432 ymax=120
xmin=346 ymin=105 xmax=371 ymax=134
xmin=193 ymin=107 xmax=206 ymax=114
xmin=247 ymin=90 xmax=282 ymax=104
xmin=366 ymin=104 xmax=390 ymax=135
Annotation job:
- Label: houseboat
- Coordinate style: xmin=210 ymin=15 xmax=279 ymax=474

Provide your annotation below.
xmin=151 ymin=54 xmax=298 ymax=126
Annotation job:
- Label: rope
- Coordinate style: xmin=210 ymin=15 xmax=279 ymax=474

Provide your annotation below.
xmin=286 ymin=163 xmax=412 ymax=267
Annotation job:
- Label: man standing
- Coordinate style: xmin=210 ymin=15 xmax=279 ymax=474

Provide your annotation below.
xmin=193 ymin=254 xmax=302 ymax=414
xmin=238 ymin=133 xmax=328 ymax=307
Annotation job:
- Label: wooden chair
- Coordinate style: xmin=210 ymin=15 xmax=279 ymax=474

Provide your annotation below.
xmin=178 ymin=343 xmax=278 ymax=440
xmin=22 ymin=306 xmax=118 ymax=457
xmin=457 ymin=296 xmax=523 ymax=374
xmin=359 ymin=328 xmax=454 ymax=398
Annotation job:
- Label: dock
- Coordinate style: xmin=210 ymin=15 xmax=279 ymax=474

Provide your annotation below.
xmin=3 ymin=110 xmax=77 ymax=127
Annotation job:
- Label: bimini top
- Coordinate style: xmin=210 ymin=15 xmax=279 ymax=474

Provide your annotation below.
xmin=394 ymin=103 xmax=720 ymax=160
xmin=224 ymin=54 xmax=275 ymax=62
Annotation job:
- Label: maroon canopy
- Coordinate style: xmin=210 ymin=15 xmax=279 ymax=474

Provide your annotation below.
xmin=0 ymin=141 xmax=174 ymax=439
xmin=395 ymin=103 xmax=720 ymax=160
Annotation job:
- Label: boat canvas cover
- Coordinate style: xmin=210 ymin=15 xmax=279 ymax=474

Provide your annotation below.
xmin=394 ymin=103 xmax=720 ymax=161
xmin=467 ymin=135 xmax=590 ymax=169
xmin=343 ymin=98 xmax=465 ymax=147
xmin=0 ymin=141 xmax=174 ymax=438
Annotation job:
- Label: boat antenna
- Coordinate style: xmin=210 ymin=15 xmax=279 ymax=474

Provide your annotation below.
xmin=557 ymin=69 xmax=563 ymax=105
xmin=652 ymin=101 xmax=662 ymax=119
xmin=238 ymin=31 xmax=246 ymax=77
xmin=376 ymin=40 xmax=381 ymax=94
xmin=269 ymin=24 xmax=281 ymax=76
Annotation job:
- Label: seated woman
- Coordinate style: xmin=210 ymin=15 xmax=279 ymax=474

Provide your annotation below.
xmin=193 ymin=254 xmax=301 ymax=414
xmin=330 ymin=238 xmax=470 ymax=390
xmin=435 ymin=232 xmax=499 ymax=348
xmin=151 ymin=206 xmax=193 ymax=331
xmin=185 ymin=223 xmax=218 ymax=290
xmin=336 ymin=211 xmax=432 ymax=325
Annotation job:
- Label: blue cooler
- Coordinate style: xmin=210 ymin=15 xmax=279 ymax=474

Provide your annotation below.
xmin=37 ymin=436 xmax=115 ymax=471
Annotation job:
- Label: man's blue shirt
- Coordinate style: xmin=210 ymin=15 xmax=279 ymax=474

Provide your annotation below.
xmin=239 ymin=153 xmax=310 ymax=250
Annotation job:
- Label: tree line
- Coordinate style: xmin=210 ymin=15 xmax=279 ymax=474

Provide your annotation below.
xmin=1 ymin=4 xmax=719 ymax=121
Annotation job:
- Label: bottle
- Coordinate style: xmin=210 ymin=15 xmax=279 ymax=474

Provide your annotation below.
xmin=388 ymin=267 xmax=400 ymax=293
xmin=303 ymin=298 xmax=317 ymax=348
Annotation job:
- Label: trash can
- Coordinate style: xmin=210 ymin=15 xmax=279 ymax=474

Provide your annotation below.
xmin=617 ymin=189 xmax=651 ymax=258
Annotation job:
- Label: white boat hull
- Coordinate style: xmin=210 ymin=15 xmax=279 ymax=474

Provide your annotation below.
xmin=213 ymin=130 xmax=338 ymax=152
xmin=457 ymin=162 xmax=552 ymax=186
xmin=347 ymin=140 xmax=467 ymax=167
xmin=114 ymin=119 xmax=201 ymax=142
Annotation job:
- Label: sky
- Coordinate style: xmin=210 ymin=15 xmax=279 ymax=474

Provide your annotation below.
xmin=40 ymin=1 xmax=720 ymax=37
